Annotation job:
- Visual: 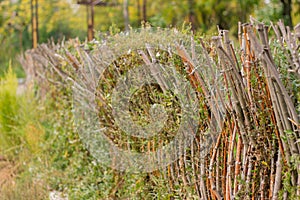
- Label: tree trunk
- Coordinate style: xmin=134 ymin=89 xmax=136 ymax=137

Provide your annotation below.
xmin=188 ymin=0 xmax=197 ymax=31
xmin=280 ymin=0 xmax=293 ymax=27
xmin=87 ymin=2 xmax=94 ymax=41
xmin=136 ymin=0 xmax=141 ymax=25
xmin=31 ymin=0 xmax=39 ymax=48
xmin=142 ymin=0 xmax=147 ymax=22
xmin=123 ymin=0 xmax=130 ymax=31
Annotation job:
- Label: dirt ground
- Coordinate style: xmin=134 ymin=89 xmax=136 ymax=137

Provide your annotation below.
xmin=0 ymin=156 xmax=16 ymax=194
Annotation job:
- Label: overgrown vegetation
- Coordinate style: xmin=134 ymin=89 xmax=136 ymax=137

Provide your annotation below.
xmin=0 ymin=19 xmax=299 ymax=199
xmin=0 ymin=64 xmax=47 ymax=199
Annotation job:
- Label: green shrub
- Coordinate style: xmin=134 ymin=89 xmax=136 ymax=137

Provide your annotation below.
xmin=0 ymin=63 xmax=44 ymax=157
xmin=0 ymin=64 xmax=21 ymax=151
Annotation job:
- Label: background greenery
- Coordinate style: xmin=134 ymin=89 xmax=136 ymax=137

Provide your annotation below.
xmin=0 ymin=0 xmax=300 ymax=76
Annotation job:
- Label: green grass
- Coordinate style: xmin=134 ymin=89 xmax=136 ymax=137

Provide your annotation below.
xmin=0 ymin=65 xmax=48 ymax=200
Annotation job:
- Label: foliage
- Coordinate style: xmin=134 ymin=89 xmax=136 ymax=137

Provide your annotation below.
xmin=0 ymin=65 xmax=45 ymax=156
xmin=0 ymin=64 xmax=19 ymax=149
xmin=1 ymin=0 xmax=300 ymax=76
xmin=0 ymin=65 xmax=48 ymax=199
xmin=0 ymin=0 xmax=86 ymax=76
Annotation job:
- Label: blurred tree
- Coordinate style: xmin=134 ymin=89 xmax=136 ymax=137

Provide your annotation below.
xmin=292 ymin=0 xmax=300 ymax=24
xmin=38 ymin=0 xmax=86 ymax=42
xmin=0 ymin=0 xmax=31 ymax=75
xmin=136 ymin=0 xmax=141 ymax=24
xmin=31 ymin=0 xmax=38 ymax=48
xmin=0 ymin=0 xmax=86 ymax=75
xmin=280 ymin=0 xmax=293 ymax=27
xmin=135 ymin=0 xmax=260 ymax=34
xmin=188 ymin=0 xmax=198 ymax=31
xmin=1 ymin=0 xmax=299 ymax=76
xmin=254 ymin=0 xmax=299 ymax=27
xmin=254 ymin=0 xmax=283 ymax=23
xmin=142 ymin=0 xmax=146 ymax=22
xmin=123 ymin=0 xmax=129 ymax=31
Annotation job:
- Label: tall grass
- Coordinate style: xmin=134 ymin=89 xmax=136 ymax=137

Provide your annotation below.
xmin=0 ymin=65 xmax=48 ymax=200
xmin=0 ymin=64 xmax=44 ymax=157
xmin=0 ymin=64 xmax=21 ymax=153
